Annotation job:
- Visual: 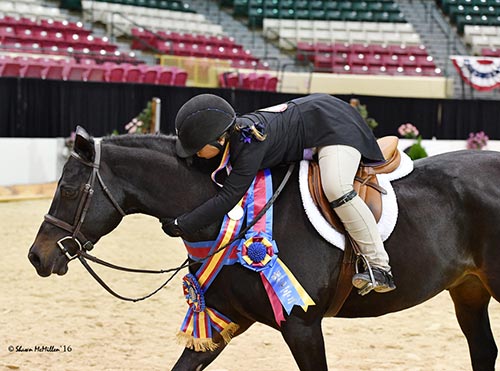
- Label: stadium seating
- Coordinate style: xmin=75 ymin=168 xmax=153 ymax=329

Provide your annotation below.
xmin=0 ymin=16 xmax=137 ymax=64
xmin=264 ymin=19 xmax=420 ymax=50
xmin=296 ymin=41 xmax=441 ymax=76
xmin=81 ymin=1 xmax=222 ymax=36
xmin=89 ymin=0 xmax=194 ymax=12
xmin=438 ymin=0 xmax=500 ymax=34
xmin=0 ymin=55 xmax=187 ymax=84
xmin=218 ymin=71 xmax=279 ymax=91
xmin=463 ymin=25 xmax=500 ymax=54
xmin=235 ymin=0 xmax=406 ymax=27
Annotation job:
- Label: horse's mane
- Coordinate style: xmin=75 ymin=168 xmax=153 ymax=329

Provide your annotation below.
xmin=101 ymin=133 xmax=221 ymax=172
xmin=101 ymin=133 xmax=177 ymax=156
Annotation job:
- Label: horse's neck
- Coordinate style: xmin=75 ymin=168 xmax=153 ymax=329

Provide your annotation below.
xmin=106 ymin=143 xmax=215 ymax=221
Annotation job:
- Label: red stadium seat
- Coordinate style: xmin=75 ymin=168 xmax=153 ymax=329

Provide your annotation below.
xmin=85 ymin=66 xmax=106 ymax=82
xmin=316 ymin=42 xmax=334 ymax=53
xmin=106 ymin=64 xmax=125 ymax=82
xmin=382 ymin=54 xmax=400 ymax=67
xmin=157 ymin=68 xmax=173 ymax=85
xmin=314 ymin=53 xmax=334 ymax=70
xmin=399 ymin=55 xmax=418 ymax=68
xmin=219 ymin=71 xmax=240 ymax=88
xmin=365 ymin=54 xmax=383 ymax=67
xmin=22 ymin=62 xmax=45 ymax=79
xmin=0 ymin=61 xmax=22 ymax=77
xmin=140 ymin=65 xmax=159 ymax=84
xmin=350 ymin=53 xmax=367 ymax=66
xmin=333 ymin=42 xmax=351 ymax=54
xmin=124 ymin=65 xmax=142 ymax=83
xmin=241 ymin=73 xmax=255 ymax=90
xmin=388 ymin=44 xmax=410 ymax=55
xmin=407 ymin=45 xmax=428 ymax=56
xmin=253 ymin=73 xmax=267 ymax=90
xmin=481 ymin=47 xmax=500 ymax=57
xmin=416 ymin=55 xmax=435 ymax=68
xmin=64 ymin=64 xmax=88 ymax=81
xmin=263 ymin=74 xmax=278 ymax=92
xmin=44 ymin=64 xmax=64 ymax=80
xmin=297 ymin=41 xmax=315 ymax=62
xmin=350 ymin=65 xmax=371 ymax=75
xmin=172 ymin=69 xmax=187 ymax=86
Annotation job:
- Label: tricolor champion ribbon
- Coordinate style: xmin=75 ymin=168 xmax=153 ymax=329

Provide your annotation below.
xmin=237 ymin=169 xmax=315 ymax=326
xmin=179 ymin=161 xmax=314 ymax=350
xmin=178 ymin=195 xmax=246 ymax=351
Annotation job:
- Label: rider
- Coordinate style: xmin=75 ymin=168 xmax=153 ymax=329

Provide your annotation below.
xmin=162 ymin=93 xmax=396 ymax=293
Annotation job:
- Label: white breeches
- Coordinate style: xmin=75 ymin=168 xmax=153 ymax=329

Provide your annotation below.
xmin=318 ymin=145 xmax=390 ymax=270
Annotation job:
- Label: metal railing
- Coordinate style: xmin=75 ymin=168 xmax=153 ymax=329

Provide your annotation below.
xmin=423 ymin=0 xmax=463 ymax=76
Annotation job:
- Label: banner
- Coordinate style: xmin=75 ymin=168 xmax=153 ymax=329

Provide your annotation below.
xmin=451 ymin=55 xmax=500 ymax=91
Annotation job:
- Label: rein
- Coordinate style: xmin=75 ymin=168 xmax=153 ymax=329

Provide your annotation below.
xmin=43 ymin=141 xmax=295 ymax=302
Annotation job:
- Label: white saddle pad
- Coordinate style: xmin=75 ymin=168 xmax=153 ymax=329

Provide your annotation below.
xmin=299 ymin=151 xmax=414 ymax=250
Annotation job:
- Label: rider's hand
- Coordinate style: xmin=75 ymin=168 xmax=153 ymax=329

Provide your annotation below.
xmin=161 ymin=218 xmax=184 ymax=237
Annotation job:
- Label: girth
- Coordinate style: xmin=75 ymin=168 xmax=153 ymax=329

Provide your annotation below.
xmin=308 ymin=136 xmax=400 ymax=234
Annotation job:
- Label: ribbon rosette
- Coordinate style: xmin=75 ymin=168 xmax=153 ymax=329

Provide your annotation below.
xmin=178 ymin=273 xmax=237 ymax=352
xmin=238 ymin=233 xmax=315 ymax=326
xmin=183 ymin=273 xmax=205 ymax=312
xmin=239 ymin=233 xmax=277 ymax=272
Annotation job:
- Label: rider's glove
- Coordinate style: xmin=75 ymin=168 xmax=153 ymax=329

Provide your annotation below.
xmin=161 ymin=218 xmax=184 ymax=238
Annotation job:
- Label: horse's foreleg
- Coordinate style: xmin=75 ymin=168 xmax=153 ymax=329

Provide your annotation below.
xmin=171 ymin=344 xmax=227 ymax=371
xmin=280 ymin=316 xmax=327 ymax=371
xmin=171 ymin=321 xmax=253 ymax=371
xmin=449 ymin=275 xmax=497 ymax=371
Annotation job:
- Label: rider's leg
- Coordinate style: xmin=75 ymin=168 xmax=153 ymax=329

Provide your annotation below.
xmin=318 ymin=145 xmax=395 ymax=293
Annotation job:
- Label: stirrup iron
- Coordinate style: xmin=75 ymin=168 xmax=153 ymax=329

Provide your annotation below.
xmin=355 ymin=254 xmax=376 ymax=296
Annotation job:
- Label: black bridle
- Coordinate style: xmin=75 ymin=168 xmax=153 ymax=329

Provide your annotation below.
xmin=43 ymin=140 xmax=295 ymax=302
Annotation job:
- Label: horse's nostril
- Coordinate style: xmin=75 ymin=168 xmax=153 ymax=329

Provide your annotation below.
xmin=28 ymin=251 xmax=41 ymax=269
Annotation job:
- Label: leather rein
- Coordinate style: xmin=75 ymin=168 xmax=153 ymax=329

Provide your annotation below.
xmin=43 ymin=141 xmax=295 ymax=302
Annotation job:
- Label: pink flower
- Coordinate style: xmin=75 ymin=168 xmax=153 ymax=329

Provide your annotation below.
xmin=125 ymin=122 xmax=134 ymax=130
xmin=397 ymin=123 xmax=419 ymax=139
xmin=466 ymin=131 xmax=489 ymax=150
xmin=129 ymin=125 xmax=137 ymax=134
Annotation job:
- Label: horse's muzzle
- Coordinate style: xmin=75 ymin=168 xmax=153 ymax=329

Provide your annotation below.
xmin=28 ymin=245 xmax=69 ymax=277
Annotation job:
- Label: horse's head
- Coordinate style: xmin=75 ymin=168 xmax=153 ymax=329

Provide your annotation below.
xmin=29 ymin=127 xmax=225 ymax=277
xmin=28 ymin=127 xmax=125 ymax=277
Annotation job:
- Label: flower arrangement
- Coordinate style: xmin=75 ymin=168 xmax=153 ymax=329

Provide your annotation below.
xmin=350 ymin=98 xmax=378 ymax=130
xmin=61 ymin=131 xmax=76 ymax=159
xmin=398 ymin=123 xmax=419 ymax=139
xmin=466 ymin=131 xmax=489 ymax=150
xmin=125 ymin=101 xmax=153 ymax=134
xmin=397 ymin=123 xmax=428 ymax=160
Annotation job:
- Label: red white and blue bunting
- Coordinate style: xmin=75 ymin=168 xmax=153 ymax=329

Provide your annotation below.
xmin=451 ymin=55 xmax=500 ymax=91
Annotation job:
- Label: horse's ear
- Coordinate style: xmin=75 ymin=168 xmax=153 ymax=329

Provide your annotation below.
xmin=74 ymin=126 xmax=95 ymax=162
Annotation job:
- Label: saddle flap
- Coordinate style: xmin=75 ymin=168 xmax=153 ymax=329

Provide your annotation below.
xmin=371 ymin=136 xmax=401 ymax=173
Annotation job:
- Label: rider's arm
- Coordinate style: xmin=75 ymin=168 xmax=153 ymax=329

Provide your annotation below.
xmin=177 ymin=142 xmax=265 ymax=234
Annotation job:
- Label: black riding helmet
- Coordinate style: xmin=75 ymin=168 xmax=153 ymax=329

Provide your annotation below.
xmin=175 ymin=94 xmax=236 ymax=158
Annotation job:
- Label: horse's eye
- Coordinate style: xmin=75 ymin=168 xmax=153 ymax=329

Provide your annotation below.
xmin=61 ymin=186 xmax=79 ymax=199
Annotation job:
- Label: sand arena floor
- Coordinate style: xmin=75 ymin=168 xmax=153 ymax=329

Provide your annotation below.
xmin=2 ymin=198 xmax=500 ymax=371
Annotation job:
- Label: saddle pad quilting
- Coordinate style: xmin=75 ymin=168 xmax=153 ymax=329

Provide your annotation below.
xmin=299 ymin=150 xmax=414 ymax=250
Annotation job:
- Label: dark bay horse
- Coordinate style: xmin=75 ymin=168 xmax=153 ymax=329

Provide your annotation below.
xmin=29 ymin=128 xmax=500 ymax=371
